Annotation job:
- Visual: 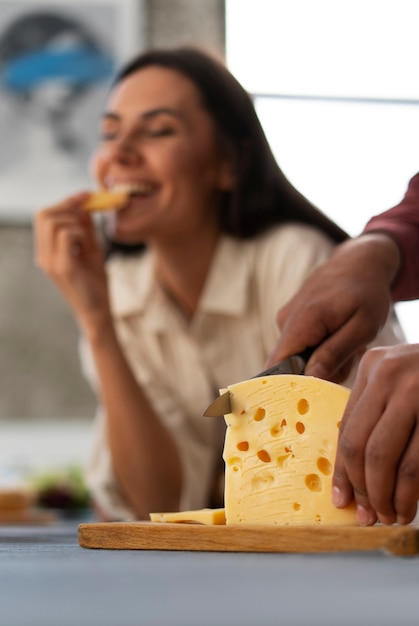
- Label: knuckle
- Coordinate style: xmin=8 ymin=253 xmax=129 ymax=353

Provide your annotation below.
xmin=398 ymin=375 xmax=419 ymax=398
xmin=360 ymin=346 xmax=383 ymax=367
xmin=353 ymin=486 xmax=369 ymax=500
xmin=364 ymin=442 xmax=387 ymax=468
xmin=398 ymin=459 xmax=419 ymax=484
xmin=362 ymin=347 xmax=403 ymax=380
xmin=376 ymin=357 xmax=400 ymax=380
xmin=338 ymin=433 xmax=362 ymax=462
xmin=332 ymin=465 xmax=347 ymax=485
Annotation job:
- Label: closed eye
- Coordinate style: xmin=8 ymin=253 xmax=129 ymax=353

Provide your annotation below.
xmin=144 ymin=127 xmax=176 ymax=138
xmin=99 ymin=131 xmax=117 ymax=141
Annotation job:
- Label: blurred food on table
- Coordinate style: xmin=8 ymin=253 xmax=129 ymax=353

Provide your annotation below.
xmin=30 ymin=465 xmax=91 ymax=517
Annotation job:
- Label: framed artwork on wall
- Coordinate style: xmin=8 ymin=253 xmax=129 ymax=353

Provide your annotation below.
xmin=0 ymin=0 xmax=147 ymax=222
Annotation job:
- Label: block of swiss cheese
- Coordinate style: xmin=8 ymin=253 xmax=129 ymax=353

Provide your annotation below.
xmin=222 ymin=374 xmax=357 ymax=525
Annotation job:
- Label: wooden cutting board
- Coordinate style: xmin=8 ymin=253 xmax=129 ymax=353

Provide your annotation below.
xmin=78 ymin=522 xmax=419 ymax=556
xmin=0 ymin=508 xmax=57 ymax=525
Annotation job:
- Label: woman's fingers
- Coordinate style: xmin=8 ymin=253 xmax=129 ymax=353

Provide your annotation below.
xmin=54 ymin=225 xmax=91 ymax=272
xmin=35 ymin=192 xmax=92 ymax=272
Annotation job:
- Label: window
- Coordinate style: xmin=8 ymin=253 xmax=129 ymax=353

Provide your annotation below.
xmin=226 ymin=0 xmax=419 ymax=340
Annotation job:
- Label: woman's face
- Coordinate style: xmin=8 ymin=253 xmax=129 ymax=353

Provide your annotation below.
xmin=91 ymin=65 xmax=233 ymax=245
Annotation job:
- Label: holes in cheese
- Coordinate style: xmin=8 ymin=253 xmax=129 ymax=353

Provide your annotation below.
xmin=317 ymin=456 xmax=332 ymax=475
xmin=227 ymin=457 xmax=242 ymax=472
xmin=297 ymin=398 xmax=309 ymax=414
xmin=305 ymin=473 xmax=322 ymax=492
xmin=276 ymin=454 xmax=290 ymax=468
xmin=223 ymin=374 xmax=357 ymax=525
xmin=253 ymin=407 xmax=265 ymax=421
xmin=251 ymin=472 xmax=274 ymax=489
xmin=284 ymin=445 xmax=294 ymax=457
xmin=270 ymin=419 xmax=288 ymax=438
xmin=257 ymin=450 xmax=271 ymax=463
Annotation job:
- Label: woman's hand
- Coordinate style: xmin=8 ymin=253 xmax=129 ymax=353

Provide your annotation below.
xmin=266 ymin=233 xmax=401 ymax=382
xmin=34 ymin=192 xmax=111 ymax=337
xmin=36 ymin=192 xmax=182 ymax=518
xmin=333 ymin=344 xmax=419 ymax=526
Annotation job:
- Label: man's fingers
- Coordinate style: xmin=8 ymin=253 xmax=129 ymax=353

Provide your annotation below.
xmin=362 ymin=401 xmax=416 ymax=523
xmin=271 ymin=301 xmax=380 ymax=382
xmin=266 ymin=301 xmax=323 ymax=367
xmin=332 ymin=362 xmax=381 ymax=525
xmin=334 ymin=346 xmax=419 ymax=526
xmin=304 ymin=311 xmax=373 ymax=380
xmin=393 ymin=423 xmax=419 ymax=524
xmin=331 ymin=455 xmax=353 ymax=508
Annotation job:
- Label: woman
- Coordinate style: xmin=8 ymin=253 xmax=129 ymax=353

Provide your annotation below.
xmin=35 ymin=47 xmax=403 ymax=521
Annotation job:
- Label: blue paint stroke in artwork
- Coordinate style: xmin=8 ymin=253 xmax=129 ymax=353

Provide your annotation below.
xmin=1 ymin=47 xmax=115 ymax=92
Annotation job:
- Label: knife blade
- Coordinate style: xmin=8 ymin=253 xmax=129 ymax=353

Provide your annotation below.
xmin=202 ymin=347 xmax=314 ymax=417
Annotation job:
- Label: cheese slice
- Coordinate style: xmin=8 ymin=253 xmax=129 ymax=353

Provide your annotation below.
xmin=150 ymin=508 xmax=226 ymax=525
xmin=84 ymin=190 xmax=128 ymax=212
xmin=222 ymin=374 xmax=357 ymax=525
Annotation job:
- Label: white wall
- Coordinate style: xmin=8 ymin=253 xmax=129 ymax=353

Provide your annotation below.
xmin=226 ymin=0 xmax=419 ymax=341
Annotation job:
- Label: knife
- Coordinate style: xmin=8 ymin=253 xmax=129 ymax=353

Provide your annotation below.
xmin=202 ymin=347 xmax=314 ymax=417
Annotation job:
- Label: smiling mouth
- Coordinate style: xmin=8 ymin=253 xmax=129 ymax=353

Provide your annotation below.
xmin=110 ymin=182 xmax=155 ymax=199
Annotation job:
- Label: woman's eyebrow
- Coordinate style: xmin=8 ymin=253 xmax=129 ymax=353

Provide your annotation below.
xmin=101 ymin=107 xmax=185 ymax=124
xmin=141 ymin=107 xmax=184 ymax=120
xmin=101 ymin=112 xmax=120 ymax=122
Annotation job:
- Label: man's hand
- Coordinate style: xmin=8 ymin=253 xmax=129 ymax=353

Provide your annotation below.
xmin=266 ymin=233 xmax=401 ymax=382
xmin=333 ymin=344 xmax=419 ymax=525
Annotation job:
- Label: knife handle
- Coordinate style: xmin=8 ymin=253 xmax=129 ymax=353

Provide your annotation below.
xmin=203 ymin=347 xmax=317 ymax=417
xmin=255 ymin=346 xmax=316 ymax=378
xmin=296 ymin=346 xmax=316 ymax=365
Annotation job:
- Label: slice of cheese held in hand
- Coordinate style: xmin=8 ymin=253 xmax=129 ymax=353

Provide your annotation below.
xmin=222 ymin=375 xmax=357 ymax=526
xmin=84 ymin=190 xmax=128 ymax=212
xmin=150 ymin=508 xmax=226 ymax=525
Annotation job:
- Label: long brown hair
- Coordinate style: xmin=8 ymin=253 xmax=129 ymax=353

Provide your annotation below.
xmin=106 ymin=46 xmax=347 ymax=254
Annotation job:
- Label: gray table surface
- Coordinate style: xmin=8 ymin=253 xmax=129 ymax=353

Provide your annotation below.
xmin=1 ymin=521 xmax=419 ymax=626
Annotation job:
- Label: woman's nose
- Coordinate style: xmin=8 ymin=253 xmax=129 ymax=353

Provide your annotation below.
xmin=109 ymin=135 xmax=142 ymax=166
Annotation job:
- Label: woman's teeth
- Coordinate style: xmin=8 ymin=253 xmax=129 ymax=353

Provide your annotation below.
xmin=111 ymin=182 xmax=153 ymax=196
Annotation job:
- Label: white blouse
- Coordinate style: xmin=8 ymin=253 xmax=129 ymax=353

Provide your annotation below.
xmin=80 ymin=224 xmax=405 ymax=520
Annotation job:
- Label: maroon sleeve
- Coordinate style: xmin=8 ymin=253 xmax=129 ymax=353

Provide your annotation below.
xmin=363 ymin=173 xmax=419 ymax=301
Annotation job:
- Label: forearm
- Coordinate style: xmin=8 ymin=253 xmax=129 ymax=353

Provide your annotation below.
xmin=363 ymin=173 xmax=419 ymax=301
xmin=85 ymin=319 xmax=182 ymax=519
xmin=330 ymin=231 xmax=401 ymax=290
